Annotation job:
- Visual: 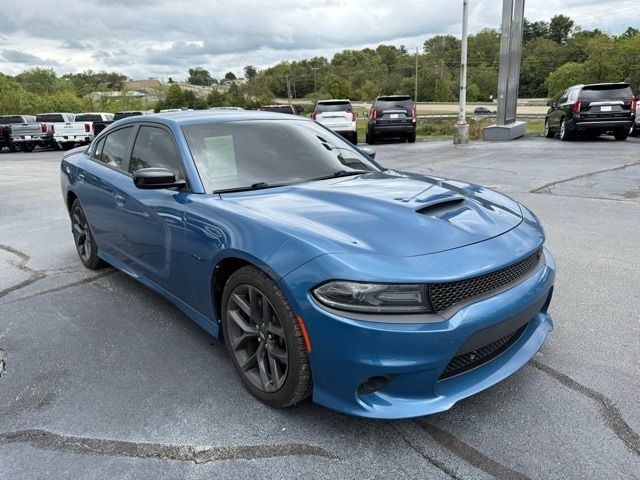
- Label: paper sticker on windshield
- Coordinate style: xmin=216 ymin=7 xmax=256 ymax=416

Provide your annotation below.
xmin=204 ymin=135 xmax=237 ymax=180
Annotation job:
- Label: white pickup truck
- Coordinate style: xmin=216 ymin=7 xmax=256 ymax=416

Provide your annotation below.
xmin=10 ymin=112 xmax=94 ymax=151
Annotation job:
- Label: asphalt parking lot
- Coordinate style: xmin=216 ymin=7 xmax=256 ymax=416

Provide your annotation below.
xmin=1 ymin=135 xmax=639 ymax=479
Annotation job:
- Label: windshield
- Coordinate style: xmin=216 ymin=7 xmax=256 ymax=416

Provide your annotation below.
xmin=375 ymin=97 xmax=413 ymax=111
xmin=182 ymin=119 xmax=380 ymax=192
xmin=581 ymin=85 xmax=633 ymax=101
xmin=36 ymin=114 xmax=67 ymax=123
xmin=315 ymin=102 xmax=352 ymax=113
xmin=260 ymin=106 xmax=294 ymax=114
xmin=75 ymin=114 xmax=103 ymax=122
xmin=0 ymin=116 xmax=24 ymax=124
xmin=114 ymin=112 xmax=142 ymax=120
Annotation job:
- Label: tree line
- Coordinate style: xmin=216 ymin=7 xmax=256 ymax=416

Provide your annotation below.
xmin=0 ymin=15 xmax=638 ymax=115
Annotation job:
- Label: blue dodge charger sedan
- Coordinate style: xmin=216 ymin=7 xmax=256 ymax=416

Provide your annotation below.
xmin=60 ymin=111 xmax=555 ymax=418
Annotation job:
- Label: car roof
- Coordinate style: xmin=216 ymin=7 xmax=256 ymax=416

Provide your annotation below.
xmin=317 ymin=99 xmax=351 ymax=103
xmin=572 ymin=82 xmax=630 ymax=89
xmin=112 ymin=110 xmax=310 ymax=128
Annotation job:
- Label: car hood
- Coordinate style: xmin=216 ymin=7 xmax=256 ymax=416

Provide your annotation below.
xmin=221 ymin=171 xmax=523 ymax=257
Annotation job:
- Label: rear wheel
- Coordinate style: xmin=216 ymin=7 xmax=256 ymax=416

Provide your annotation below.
xmin=365 ymin=130 xmax=376 ymax=145
xmin=559 ymin=118 xmax=571 ymax=141
xmin=629 ymin=123 xmax=638 ymax=137
xmin=350 ymin=132 xmax=358 ymax=145
xmin=22 ymin=142 xmax=35 ymax=152
xmin=407 ymin=132 xmax=416 ymax=143
xmin=62 ymin=142 xmax=75 ymax=150
xmin=70 ymin=199 xmax=105 ymax=270
xmin=614 ymin=129 xmax=629 ymax=141
xmin=221 ymin=266 xmax=311 ymax=408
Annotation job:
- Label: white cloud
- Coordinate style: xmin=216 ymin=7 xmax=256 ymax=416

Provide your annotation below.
xmin=0 ymin=0 xmax=634 ymax=79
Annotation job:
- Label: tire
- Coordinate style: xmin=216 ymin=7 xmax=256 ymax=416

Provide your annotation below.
xmin=559 ymin=118 xmax=571 ymax=141
xmin=365 ymin=130 xmax=376 ymax=145
xmin=407 ymin=132 xmax=416 ymax=143
xmin=629 ymin=123 xmax=638 ymax=137
xmin=8 ymin=143 xmax=17 ymax=152
xmin=221 ymin=265 xmax=311 ymax=408
xmin=544 ymin=119 xmax=554 ymax=138
xmin=70 ymin=199 xmax=105 ymax=270
xmin=613 ymin=129 xmax=629 ymax=141
xmin=22 ymin=142 xmax=35 ymax=152
xmin=62 ymin=142 xmax=75 ymax=150
xmin=351 ymin=132 xmax=358 ymax=145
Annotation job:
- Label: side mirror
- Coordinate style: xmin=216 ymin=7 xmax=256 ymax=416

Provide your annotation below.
xmin=361 ymin=147 xmax=376 ymax=159
xmin=133 ymin=167 xmax=186 ymax=189
xmin=547 ymin=101 xmax=556 ymax=108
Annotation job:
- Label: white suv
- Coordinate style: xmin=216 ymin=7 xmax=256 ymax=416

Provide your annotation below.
xmin=312 ymin=99 xmax=358 ymax=144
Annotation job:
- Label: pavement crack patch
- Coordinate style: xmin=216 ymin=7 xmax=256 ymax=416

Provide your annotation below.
xmin=386 ymin=421 xmax=462 ymax=480
xmin=0 ymin=429 xmax=340 ymax=464
xmin=530 ymin=359 xmax=640 ymax=457
xmin=0 ymin=349 xmax=6 ymax=378
xmin=413 ymin=420 xmax=531 ymax=480
xmin=0 ymin=244 xmax=47 ymax=299
xmin=530 ymin=160 xmax=640 ymax=195
xmin=0 ymin=269 xmax=115 ymax=305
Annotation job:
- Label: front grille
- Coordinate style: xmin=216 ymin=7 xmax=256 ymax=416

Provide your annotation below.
xmin=439 ymin=323 xmax=528 ymax=380
xmin=428 ymin=249 xmax=543 ymax=313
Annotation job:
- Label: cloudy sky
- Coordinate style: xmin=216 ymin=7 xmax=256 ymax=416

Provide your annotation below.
xmin=0 ymin=0 xmax=636 ymax=81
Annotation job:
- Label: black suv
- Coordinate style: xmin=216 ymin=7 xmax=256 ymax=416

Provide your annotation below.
xmin=366 ymin=95 xmax=416 ymax=144
xmin=544 ymin=83 xmax=636 ymax=141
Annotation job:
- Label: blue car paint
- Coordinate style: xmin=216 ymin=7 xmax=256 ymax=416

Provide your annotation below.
xmin=60 ymin=111 xmax=555 ymax=418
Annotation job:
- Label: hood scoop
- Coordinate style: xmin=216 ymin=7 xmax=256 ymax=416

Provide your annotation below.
xmin=416 ymin=196 xmax=467 ymax=217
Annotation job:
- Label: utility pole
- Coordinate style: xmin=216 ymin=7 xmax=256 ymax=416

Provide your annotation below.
xmin=285 ymin=75 xmax=292 ymax=104
xmin=311 ymin=67 xmax=319 ymax=93
xmin=454 ymin=0 xmax=469 ymax=145
xmin=414 ymin=46 xmax=419 ymax=102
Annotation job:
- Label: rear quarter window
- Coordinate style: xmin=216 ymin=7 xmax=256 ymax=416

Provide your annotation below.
xmin=100 ymin=127 xmax=133 ymax=169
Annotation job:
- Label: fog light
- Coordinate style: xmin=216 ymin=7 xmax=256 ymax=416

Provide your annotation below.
xmin=358 ymin=375 xmax=390 ymax=394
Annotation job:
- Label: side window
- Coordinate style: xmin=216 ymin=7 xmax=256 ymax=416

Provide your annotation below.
xmin=559 ymin=90 xmax=569 ymax=103
xmin=129 ymin=126 xmax=184 ymax=180
xmin=568 ymin=89 xmax=578 ymax=102
xmin=101 ymin=127 xmax=133 ymax=169
xmin=91 ymin=137 xmax=105 ymax=161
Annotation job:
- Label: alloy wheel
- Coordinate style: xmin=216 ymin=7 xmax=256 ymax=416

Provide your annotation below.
xmin=226 ymin=284 xmax=288 ymax=393
xmin=71 ymin=205 xmax=92 ymax=262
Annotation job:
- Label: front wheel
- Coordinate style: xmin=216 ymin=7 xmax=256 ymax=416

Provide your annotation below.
xmin=70 ymin=199 xmax=105 ymax=270
xmin=221 ymin=266 xmax=311 ymax=408
xmin=544 ymin=119 xmax=554 ymax=138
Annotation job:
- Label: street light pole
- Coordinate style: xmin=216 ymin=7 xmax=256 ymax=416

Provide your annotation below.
xmin=454 ymin=0 xmax=470 ymax=144
xmin=414 ymin=46 xmax=419 ymax=102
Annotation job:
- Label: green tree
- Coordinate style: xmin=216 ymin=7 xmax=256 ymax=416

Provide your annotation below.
xmin=224 ymin=71 xmax=237 ymax=81
xmin=163 ymin=84 xmax=185 ymax=108
xmin=523 ymin=19 xmax=550 ymax=43
xmin=188 ymin=67 xmax=215 ymax=86
xmin=244 ymin=65 xmax=258 ymax=80
xmin=549 ymin=15 xmax=574 ymax=44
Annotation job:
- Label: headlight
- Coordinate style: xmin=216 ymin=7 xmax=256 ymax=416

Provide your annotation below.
xmin=313 ymin=281 xmax=432 ymax=314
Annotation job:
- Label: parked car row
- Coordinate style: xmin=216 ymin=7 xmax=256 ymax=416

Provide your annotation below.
xmin=0 ymin=111 xmax=145 ymax=153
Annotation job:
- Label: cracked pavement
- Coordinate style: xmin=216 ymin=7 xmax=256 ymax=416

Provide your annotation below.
xmin=1 ymin=137 xmax=639 ymax=479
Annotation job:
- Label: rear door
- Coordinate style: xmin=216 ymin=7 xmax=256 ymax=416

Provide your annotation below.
xmin=111 ymin=124 xmax=191 ymax=297
xmin=74 ymin=126 xmax=135 ymax=255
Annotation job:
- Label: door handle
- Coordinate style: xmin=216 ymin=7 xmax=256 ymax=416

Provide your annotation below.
xmin=114 ymin=194 xmax=125 ymax=207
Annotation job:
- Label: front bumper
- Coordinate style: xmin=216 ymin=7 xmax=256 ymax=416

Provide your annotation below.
xmin=283 ymin=242 xmax=555 ymax=419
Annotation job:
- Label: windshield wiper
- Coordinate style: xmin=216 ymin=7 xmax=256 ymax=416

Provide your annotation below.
xmin=214 ymin=181 xmax=289 ymax=194
xmin=306 ymin=170 xmax=372 ymax=182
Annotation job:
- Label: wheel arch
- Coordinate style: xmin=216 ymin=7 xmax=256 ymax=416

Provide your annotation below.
xmin=66 ymin=190 xmax=78 ymax=212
